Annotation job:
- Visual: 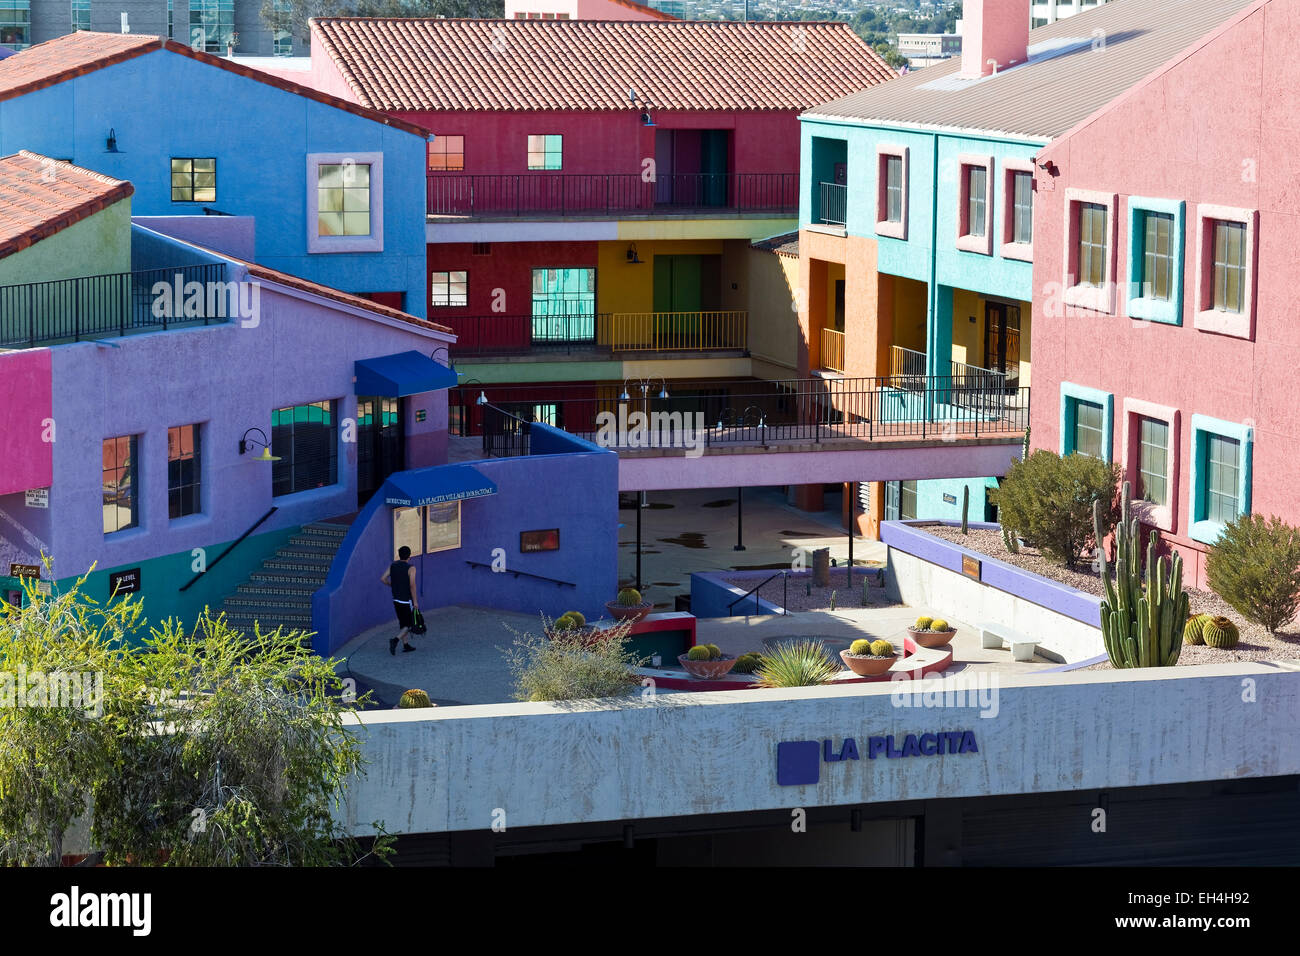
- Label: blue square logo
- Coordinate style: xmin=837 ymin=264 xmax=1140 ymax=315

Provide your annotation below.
xmin=776 ymin=740 xmax=820 ymax=786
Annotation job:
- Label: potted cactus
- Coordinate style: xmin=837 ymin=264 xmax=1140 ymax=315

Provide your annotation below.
xmin=606 ymin=587 xmax=653 ymax=622
xmin=906 ymin=615 xmax=957 ymax=648
xmin=839 ymin=638 xmax=896 ymax=676
xmin=677 ymin=642 xmax=738 ymax=679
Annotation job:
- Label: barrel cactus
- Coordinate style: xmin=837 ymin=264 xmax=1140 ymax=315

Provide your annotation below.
xmin=849 ymin=638 xmax=874 ymax=656
xmin=1183 ymin=613 xmax=1211 ymax=646
xmin=398 ymin=689 xmax=433 ymax=709
xmin=869 ymin=639 xmax=894 ymax=657
xmin=686 ymin=645 xmax=711 ymax=661
xmin=914 ymin=616 xmax=934 ymax=630
xmin=703 ymin=643 xmax=722 ymax=660
xmin=616 ymin=588 xmax=643 ymax=606
xmin=563 ymin=610 xmax=586 ymax=627
xmin=552 ymin=613 xmax=579 ymax=631
xmin=733 ymin=653 xmax=762 ymax=674
xmin=1202 ymin=616 xmax=1240 ymax=649
xmin=930 ymin=618 xmax=950 ymax=632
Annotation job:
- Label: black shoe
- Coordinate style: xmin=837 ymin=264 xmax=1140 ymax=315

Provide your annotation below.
xmin=389 ymin=638 xmax=398 ymax=656
xmin=403 ymin=643 xmax=417 ymax=653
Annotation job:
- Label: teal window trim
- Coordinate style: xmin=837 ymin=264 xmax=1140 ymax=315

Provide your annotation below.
xmin=1125 ymin=196 xmax=1185 ymax=324
xmin=1060 ymin=382 xmax=1113 ymax=462
xmin=1188 ymin=413 xmax=1253 ymax=545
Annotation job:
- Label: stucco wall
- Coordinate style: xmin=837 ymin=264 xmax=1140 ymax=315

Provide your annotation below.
xmin=0 ymin=200 xmax=133 ymax=286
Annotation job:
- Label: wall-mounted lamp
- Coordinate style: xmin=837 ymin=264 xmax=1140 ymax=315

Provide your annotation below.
xmin=626 ymin=243 xmax=643 ymax=264
xmin=431 ymin=345 xmax=459 ymax=378
xmin=620 ymin=376 xmax=668 ymax=403
xmin=239 ymin=427 xmax=281 ymax=462
xmin=105 ymin=128 xmax=120 ymax=153
xmin=640 ymin=111 xmax=655 ymax=127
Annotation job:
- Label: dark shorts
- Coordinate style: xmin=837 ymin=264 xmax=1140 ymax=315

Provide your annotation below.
xmin=393 ymin=600 xmax=415 ymax=629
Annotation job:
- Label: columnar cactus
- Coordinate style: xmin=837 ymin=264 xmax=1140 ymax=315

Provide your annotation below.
xmin=1183 ymin=613 xmax=1211 ymax=646
xmin=1092 ymin=484 xmax=1189 ymax=668
xmin=1202 ymin=616 xmax=1240 ymax=649
xmin=961 ymin=485 xmax=970 ymax=535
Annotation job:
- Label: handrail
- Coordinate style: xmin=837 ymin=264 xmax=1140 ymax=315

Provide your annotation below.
xmin=178 ymin=506 xmax=278 ymax=592
xmin=465 ymin=560 xmax=576 ymax=588
xmin=728 ymin=570 xmax=788 ymax=616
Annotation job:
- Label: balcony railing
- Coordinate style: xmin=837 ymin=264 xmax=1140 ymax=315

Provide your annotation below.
xmin=890 ymin=345 xmax=1009 ymax=389
xmin=818 ymin=181 xmax=847 ymax=226
xmin=0 ymin=263 xmax=230 ymax=349
xmin=444 ymin=311 xmax=748 ymax=356
xmin=427 ymin=172 xmax=798 ymax=218
xmin=820 ymin=327 xmax=846 ymax=373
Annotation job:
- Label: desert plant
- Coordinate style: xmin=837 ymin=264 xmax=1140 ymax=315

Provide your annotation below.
xmin=551 ymin=613 xmax=579 ymax=631
xmin=1202 ymin=616 xmax=1240 ymax=649
xmin=560 ymin=610 xmax=586 ymax=628
xmin=830 ymin=590 xmax=837 ymax=611
xmin=686 ymin=645 xmax=711 ymax=661
xmin=703 ymin=643 xmax=721 ymax=660
xmin=732 ymin=654 xmax=762 ymax=674
xmin=992 ymin=450 xmax=1121 ymax=568
xmin=848 ymin=638 xmax=873 ymax=655
xmin=1093 ymin=486 xmax=1189 ymax=668
xmin=398 ymin=689 xmax=433 ymax=708
xmin=1002 ymin=526 xmax=1020 ymax=554
xmin=751 ymin=640 xmax=840 ymax=688
xmin=504 ymin=617 xmax=643 ymax=702
xmin=913 ymin=616 xmax=933 ymax=630
xmin=614 ymin=588 xmax=643 ymax=607
xmin=961 ymin=485 xmax=970 ymax=535
xmin=869 ymin=639 xmax=894 ymax=657
xmin=1183 ymin=613 xmax=1211 ymax=646
xmin=1206 ymin=513 xmax=1300 ymax=634
xmin=930 ymin=619 xmax=949 ymax=632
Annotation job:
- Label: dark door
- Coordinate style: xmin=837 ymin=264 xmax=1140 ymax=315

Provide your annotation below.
xmin=700 ymin=129 xmax=729 ymax=206
xmin=357 ymin=396 xmax=405 ymax=507
xmin=982 ymin=302 xmax=1021 ymax=391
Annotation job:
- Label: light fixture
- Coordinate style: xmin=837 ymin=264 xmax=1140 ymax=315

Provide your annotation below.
xmin=239 ymin=427 xmax=281 ymax=462
xmin=431 ymin=345 xmax=457 ymax=377
xmin=626 ymin=243 xmax=642 ymax=264
xmin=105 ymin=128 xmax=119 ymax=153
xmin=641 ymin=111 xmax=655 ymax=127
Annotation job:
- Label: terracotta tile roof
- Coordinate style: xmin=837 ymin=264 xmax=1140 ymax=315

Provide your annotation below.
xmin=310 ymin=18 xmax=897 ymax=112
xmin=751 ymin=230 xmax=798 ymax=257
xmin=0 ymin=32 xmax=429 ymax=138
xmin=0 ymin=151 xmax=134 ymax=260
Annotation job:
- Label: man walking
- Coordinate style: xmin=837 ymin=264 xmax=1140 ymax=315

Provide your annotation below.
xmin=382 ymin=546 xmax=419 ymax=655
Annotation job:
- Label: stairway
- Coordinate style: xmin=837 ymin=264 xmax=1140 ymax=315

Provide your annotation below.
xmin=218 ymin=522 xmax=350 ymax=638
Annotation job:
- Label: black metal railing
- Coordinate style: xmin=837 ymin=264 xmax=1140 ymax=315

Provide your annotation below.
xmin=465 ymin=560 xmax=575 ymax=588
xmin=472 ymin=376 xmax=1029 ymax=453
xmin=0 ymin=263 xmax=230 ymax=349
xmin=480 ymin=402 xmax=532 ymax=459
xmin=427 ymin=172 xmax=798 ymax=218
xmin=818 ymin=181 xmax=847 ymax=226
xmin=444 ymin=314 xmax=598 ymax=355
xmin=179 ymin=506 xmax=279 ymax=592
xmin=728 ymin=570 xmax=789 ymax=616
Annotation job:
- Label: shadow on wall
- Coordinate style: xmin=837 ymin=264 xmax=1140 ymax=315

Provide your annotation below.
xmin=312 ymin=424 xmax=619 ymax=655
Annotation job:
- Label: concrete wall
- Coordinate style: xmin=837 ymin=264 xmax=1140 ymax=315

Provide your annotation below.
xmin=690 ymin=570 xmax=784 ymax=618
xmin=0 ymin=199 xmax=133 ymax=286
xmin=882 ymin=519 xmax=1103 ymax=662
xmin=336 ymin=661 xmax=1300 ymax=836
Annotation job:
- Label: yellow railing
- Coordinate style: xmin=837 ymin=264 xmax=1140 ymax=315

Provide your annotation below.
xmin=821 ymin=328 xmax=846 ymax=373
xmin=603 ymin=311 xmax=747 ymax=352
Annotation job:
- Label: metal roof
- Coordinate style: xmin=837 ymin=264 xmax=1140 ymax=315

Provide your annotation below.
xmin=803 ymin=0 xmax=1261 ymax=142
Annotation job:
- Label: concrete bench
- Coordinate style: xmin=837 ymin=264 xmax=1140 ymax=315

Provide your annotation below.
xmin=978 ymin=622 xmax=1038 ymax=662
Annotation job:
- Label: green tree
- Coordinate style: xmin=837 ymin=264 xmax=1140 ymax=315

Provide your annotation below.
xmin=1207 ymin=513 xmax=1300 ymax=634
xmin=874 ymin=42 xmax=908 ymax=71
xmin=991 ymin=450 xmax=1121 ymax=569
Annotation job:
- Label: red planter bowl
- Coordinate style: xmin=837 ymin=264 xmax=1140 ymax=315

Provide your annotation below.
xmin=606 ymin=600 xmax=653 ymax=622
xmin=677 ymin=653 xmax=738 ymax=679
xmin=907 ymin=627 xmax=957 ymax=648
xmin=839 ymin=650 xmax=896 ymax=676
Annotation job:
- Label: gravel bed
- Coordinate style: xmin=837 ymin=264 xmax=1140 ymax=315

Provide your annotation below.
xmin=922 ymin=524 xmax=1300 ymax=668
xmin=717 ymin=568 xmax=900 ymax=614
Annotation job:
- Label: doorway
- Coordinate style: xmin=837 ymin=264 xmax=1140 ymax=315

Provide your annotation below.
xmin=982 ymin=301 xmax=1021 ymax=390
xmin=654 ymin=129 xmax=730 ymax=206
xmin=357 ymin=396 xmax=405 ymax=507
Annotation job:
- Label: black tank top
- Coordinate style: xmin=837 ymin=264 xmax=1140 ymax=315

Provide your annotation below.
xmin=389 ymin=561 xmax=412 ymax=601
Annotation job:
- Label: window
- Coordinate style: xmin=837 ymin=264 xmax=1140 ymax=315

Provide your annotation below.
xmin=965 ymin=166 xmax=987 ymax=238
xmin=884 ymin=155 xmax=903 ymax=223
xmin=167 ymin=425 xmax=202 ymax=518
xmin=189 ymin=0 xmax=234 ymax=53
xmin=883 ymin=480 xmax=917 ymax=521
xmin=1011 ymin=171 xmax=1033 ymax=244
xmin=1126 ymin=198 xmax=1185 ymax=324
xmin=1137 ymin=416 xmax=1168 ymax=507
xmin=428 ymin=135 xmax=465 ymax=172
xmin=527 ymin=134 xmax=562 ymax=170
xmin=1203 ymin=434 xmax=1240 ymax=524
xmin=1139 ymin=211 xmax=1175 ymax=301
xmin=317 ymin=162 xmax=371 ymax=236
xmin=103 ymin=435 xmax=139 ymax=534
xmin=271 ymin=401 xmax=338 ymax=497
xmin=72 ymin=0 xmax=90 ymax=31
xmin=431 ymin=271 xmax=468 ymax=307
xmin=170 ymin=158 xmax=216 ymax=203
xmin=1061 ymin=383 xmax=1113 ymax=461
xmin=0 ymin=1 xmax=30 ymax=49
xmin=1211 ymin=220 xmax=1247 ymax=313
xmin=425 ymin=501 xmax=461 ymax=553
xmin=273 ymin=0 xmax=293 ymax=55
xmin=532 ymin=267 xmax=595 ymax=341
xmin=308 ymin=153 xmax=384 ymax=253
xmin=1077 ymin=202 xmax=1107 ymax=287
xmin=1073 ymin=400 xmax=1104 ymax=459
xmin=1189 ymin=414 xmax=1253 ymax=544
xmin=471 ymin=242 xmax=491 ymax=256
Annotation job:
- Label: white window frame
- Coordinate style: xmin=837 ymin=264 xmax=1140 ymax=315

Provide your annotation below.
xmin=1193 ymin=203 xmax=1257 ymax=340
xmin=307 ymin=151 xmax=384 ymax=254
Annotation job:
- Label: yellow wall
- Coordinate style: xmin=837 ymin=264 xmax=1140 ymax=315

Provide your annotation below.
xmin=891 ymin=276 xmax=927 ymax=354
xmin=947 ymin=290 xmax=1032 ymax=385
xmin=595 ymin=239 xmax=727 ymax=315
xmin=723 ymin=240 xmax=800 ymax=375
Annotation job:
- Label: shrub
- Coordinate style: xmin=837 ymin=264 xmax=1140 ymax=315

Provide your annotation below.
xmin=930 ymin=619 xmax=949 ymax=632
xmin=1202 ymin=616 xmax=1240 ymax=650
xmin=913 ymin=616 xmax=933 ymax=631
xmin=1206 ymin=513 xmax=1300 ymax=634
xmin=1183 ymin=613 xmax=1211 ymax=646
xmin=615 ymin=588 xmax=643 ymax=606
xmin=848 ymin=638 xmax=874 ymax=655
xmin=991 ymin=450 xmax=1121 ymax=568
xmin=751 ymin=640 xmax=839 ymax=688
xmin=398 ymin=689 xmax=433 ymax=709
xmin=504 ymin=617 xmax=644 ymax=702
xmin=869 ymin=639 xmax=894 ymax=657
xmin=686 ymin=645 xmax=711 ymax=661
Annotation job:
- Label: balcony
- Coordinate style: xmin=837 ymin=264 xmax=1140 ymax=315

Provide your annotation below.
xmin=817 ymin=182 xmax=847 ymax=227
xmin=427 ymin=173 xmax=798 ymax=219
xmin=446 ymin=311 xmax=749 ymax=357
xmin=820 ymin=328 xmax=846 ymax=373
xmin=890 ymin=345 xmax=1009 ymax=391
xmin=0 ymin=264 xmax=231 ymax=350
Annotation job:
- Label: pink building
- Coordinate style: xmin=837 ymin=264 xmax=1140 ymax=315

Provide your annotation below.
xmin=504 ymin=0 xmax=673 ymax=20
xmin=1030 ymin=0 xmax=1292 ymax=587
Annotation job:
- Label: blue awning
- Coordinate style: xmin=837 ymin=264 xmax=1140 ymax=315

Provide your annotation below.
xmin=383 ymin=464 xmax=497 ymax=508
xmin=354 ymin=351 xmax=458 ymax=397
